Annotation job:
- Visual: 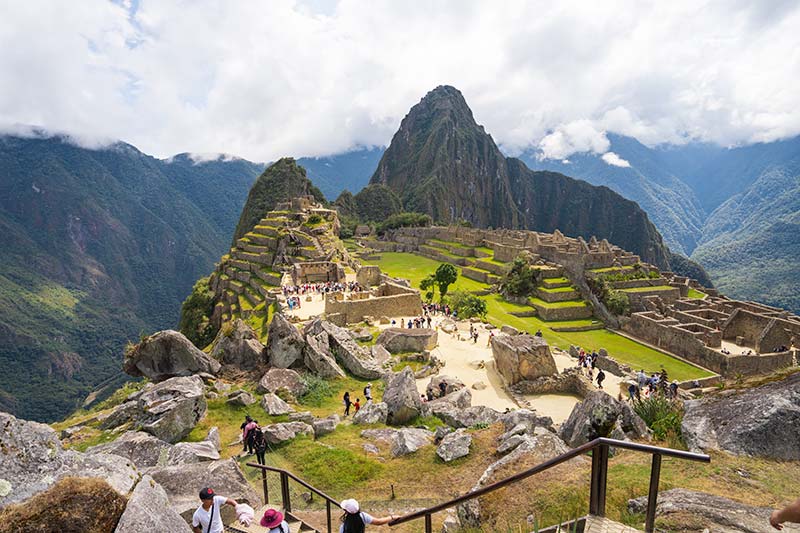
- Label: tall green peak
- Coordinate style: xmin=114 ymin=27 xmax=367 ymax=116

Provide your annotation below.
xmin=232 ymin=157 xmax=325 ymax=242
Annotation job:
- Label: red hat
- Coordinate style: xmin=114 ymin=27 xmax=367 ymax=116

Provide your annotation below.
xmin=260 ymin=508 xmax=284 ymax=528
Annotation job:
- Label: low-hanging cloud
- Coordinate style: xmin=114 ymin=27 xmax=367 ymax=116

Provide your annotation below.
xmin=601 ymin=152 xmax=632 ymax=168
xmin=1 ymin=0 xmax=799 ymax=161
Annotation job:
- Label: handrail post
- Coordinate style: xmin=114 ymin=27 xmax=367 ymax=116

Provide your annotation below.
xmin=645 ymin=454 xmax=662 ymax=533
xmin=280 ymin=471 xmax=291 ymax=512
xmin=326 ymin=500 xmax=332 ymax=533
xmin=260 ymin=467 xmax=269 ymax=504
xmin=589 ymin=443 xmax=609 ymax=516
xmin=425 ymin=513 xmax=432 ymax=533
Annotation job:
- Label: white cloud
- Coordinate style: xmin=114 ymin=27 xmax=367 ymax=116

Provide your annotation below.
xmin=601 ymin=152 xmax=632 ymax=168
xmin=0 ymin=0 xmax=799 ymax=161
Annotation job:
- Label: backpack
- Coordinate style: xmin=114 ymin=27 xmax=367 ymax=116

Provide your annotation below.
xmin=363 ymin=386 xmax=369 ymax=396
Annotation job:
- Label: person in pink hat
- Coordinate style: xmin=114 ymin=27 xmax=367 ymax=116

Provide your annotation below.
xmin=339 ymin=498 xmax=395 ymax=532
xmin=259 ymin=508 xmax=290 ymax=532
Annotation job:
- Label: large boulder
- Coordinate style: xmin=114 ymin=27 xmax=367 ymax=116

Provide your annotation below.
xmin=303 ymin=332 xmax=346 ymax=378
xmin=437 ymin=429 xmax=472 ymax=462
xmin=559 ymin=391 xmax=648 ymax=448
xmin=383 ymin=367 xmax=424 ymax=425
xmin=137 ymin=375 xmax=207 ymax=443
xmin=429 ymin=404 xmax=502 ymax=429
xmin=305 ymin=319 xmax=384 ymax=379
xmin=210 ymin=319 xmax=265 ymax=369
xmin=265 ymin=313 xmax=306 ymax=368
xmin=256 ymin=368 xmax=308 ymax=398
xmin=115 ymin=475 xmax=192 ymax=533
xmin=426 ymin=387 xmax=472 ymax=410
xmin=426 ymin=375 xmax=466 ymax=397
xmin=627 ymin=488 xmax=799 ymax=533
xmin=352 ymin=402 xmax=389 ymax=425
xmin=226 ymin=389 xmax=256 ymax=406
xmin=376 ymin=328 xmax=438 ymax=353
xmin=682 ymin=372 xmax=800 ymax=460
xmin=500 ymin=409 xmax=553 ymax=433
xmin=312 ymin=415 xmax=340 ymax=438
xmin=98 ymin=400 xmax=140 ymax=430
xmin=0 ymin=412 xmax=138 ymax=510
xmin=491 ymin=334 xmax=557 ymax=385
xmin=172 ymin=441 xmax=221 ymax=462
xmin=123 ymin=330 xmax=221 ymax=381
xmin=86 ymin=431 xmax=199 ymax=469
xmin=261 ymin=393 xmax=294 ymax=416
xmin=148 ymin=458 xmax=261 ymax=523
xmin=262 ymin=422 xmax=314 ymax=445
xmin=391 ymin=428 xmax=434 ymax=457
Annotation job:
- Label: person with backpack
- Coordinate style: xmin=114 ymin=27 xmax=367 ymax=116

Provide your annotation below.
xmin=259 ymin=508 xmax=290 ymax=532
xmin=244 ymin=418 xmax=259 ymax=455
xmin=192 ymin=487 xmax=238 ymax=533
xmin=596 ymin=369 xmax=606 ymax=389
xmin=343 ymin=391 xmax=352 ymax=417
xmin=253 ymin=427 xmax=267 ymax=465
xmin=339 ymin=498 xmax=396 ymax=532
xmin=363 ymin=383 xmax=372 ymax=403
xmin=240 ymin=415 xmax=252 ymax=453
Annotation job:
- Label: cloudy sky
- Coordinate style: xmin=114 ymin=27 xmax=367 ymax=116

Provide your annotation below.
xmin=2 ymin=0 xmax=799 ymax=162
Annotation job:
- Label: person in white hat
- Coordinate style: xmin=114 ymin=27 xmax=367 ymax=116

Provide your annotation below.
xmin=339 ymin=498 xmax=395 ymax=532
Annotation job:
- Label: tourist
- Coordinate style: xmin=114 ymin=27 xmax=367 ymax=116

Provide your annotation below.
xmin=596 ymin=369 xmax=605 ymax=389
xmin=258 ymin=508 xmax=290 ymax=532
xmin=420 ymin=394 xmax=427 ymax=403
xmin=628 ymin=383 xmax=638 ymax=401
xmin=253 ymin=427 xmax=267 ymax=465
xmin=535 ymin=329 xmax=543 ymax=337
xmin=438 ymin=381 xmax=447 ymax=398
xmin=353 ymin=398 xmax=361 ymax=414
xmin=364 ymin=383 xmax=372 ymax=403
xmin=192 ymin=488 xmax=239 ymax=533
xmin=770 ymin=496 xmax=800 ymax=529
xmin=427 ymin=316 xmax=432 ymax=328
xmin=240 ymin=415 xmax=253 ymax=453
xmin=487 ymin=331 xmax=494 ymax=346
xmin=244 ymin=418 xmax=259 ymax=455
xmin=426 ymin=389 xmax=434 ymax=401
xmin=339 ymin=498 xmax=396 ymax=532
xmin=637 ymin=369 xmax=647 ymax=388
xmin=669 ymin=380 xmax=679 ymax=399
xmin=343 ymin=391 xmax=352 ymax=417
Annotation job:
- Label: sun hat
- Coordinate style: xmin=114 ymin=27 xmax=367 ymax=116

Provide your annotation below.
xmin=199 ymin=487 xmax=215 ymax=500
xmin=340 ymin=498 xmax=360 ymax=514
xmin=260 ymin=508 xmax=284 ymax=528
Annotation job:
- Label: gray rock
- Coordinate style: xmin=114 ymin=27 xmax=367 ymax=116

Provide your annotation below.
xmin=500 ymin=325 xmax=519 ymax=336
xmin=491 ymin=334 xmax=557 ymax=385
xmin=123 ymin=329 xmax=221 ymax=381
xmin=441 ymin=511 xmax=461 ymax=532
xmin=266 ymin=313 xmax=306 ymax=368
xmin=303 ymin=332 xmax=346 ymax=379
xmin=288 ymin=411 xmax=315 ymax=423
xmin=172 ymin=441 xmax=221 ymax=462
xmin=210 ymin=319 xmax=265 ymax=369
xmin=0 ymin=412 xmax=139 ymax=510
xmin=501 ymin=409 xmax=553 ymax=433
xmin=352 ymin=402 xmax=389 ymax=425
xmin=426 ymin=375 xmax=466 ymax=398
xmin=370 ymin=344 xmax=392 ymax=364
xmin=256 ymin=368 xmax=308 ymax=398
xmin=115 ymin=475 xmax=192 ymax=533
xmin=471 ymin=381 xmax=487 ymax=390
xmin=137 ymin=375 xmax=207 ymax=443
xmin=148 ymin=458 xmax=261 ymax=522
xmin=98 ymin=400 xmax=140 ymax=430
xmin=363 ymin=443 xmax=380 ymax=455
xmin=428 ymin=404 xmax=501 ymax=429
xmin=86 ymin=431 xmax=197 ymax=469
xmin=261 ymin=393 xmax=294 ymax=416
xmin=426 ymin=387 xmax=472 ymax=410
xmin=226 ymin=390 xmax=256 ymax=406
xmin=206 ymin=427 xmax=221 ymax=452
xmin=437 ymin=429 xmax=472 ymax=462
xmin=376 ymin=328 xmax=438 ymax=353
xmin=439 ymin=319 xmax=457 ymax=333
xmin=213 ymin=380 xmax=231 ymax=393
xmin=682 ymin=372 xmax=800 ymax=460
xmin=497 ymin=434 xmax=527 ymax=454
xmin=627 ymin=488 xmax=800 ymax=533
xmin=360 ymin=428 xmax=398 ymax=444
xmin=498 ymin=423 xmax=529 ymax=442
xmin=262 ymin=422 xmax=314 ymax=445
xmin=352 ymin=328 xmax=374 ymax=342
xmin=559 ymin=391 xmax=648 ymax=448
xmin=312 ymin=415 xmax=340 ymax=437
xmin=305 ymin=319 xmax=384 ymax=379
xmin=383 ymin=367 xmax=423 ymax=425
xmin=598 ymin=348 xmax=608 ymax=358
xmin=569 ymin=345 xmax=579 ymax=358
xmin=391 ymin=428 xmax=434 ymax=457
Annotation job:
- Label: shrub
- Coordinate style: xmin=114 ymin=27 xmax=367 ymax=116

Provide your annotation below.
xmin=298 ymin=374 xmax=335 ymax=407
xmin=305 ymin=213 xmax=323 ymax=225
xmin=633 ymin=395 xmax=684 ymax=447
xmin=178 ymin=277 xmax=218 ymax=349
xmin=448 ymin=290 xmax=488 ymax=319
xmin=605 ymin=290 xmax=631 ymax=316
xmin=501 ymin=255 xmax=540 ymax=297
xmin=376 ymin=211 xmax=432 ymax=234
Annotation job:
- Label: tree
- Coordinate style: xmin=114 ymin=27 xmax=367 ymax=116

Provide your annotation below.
xmin=448 ymin=290 xmax=488 ymax=319
xmin=434 ymin=263 xmax=459 ymax=301
xmin=605 ymin=290 xmax=631 ymax=316
xmin=420 ymin=274 xmax=436 ymax=303
xmin=501 ymin=255 xmax=540 ymax=297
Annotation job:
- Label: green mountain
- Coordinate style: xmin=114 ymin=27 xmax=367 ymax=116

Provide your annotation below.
xmin=232 ymin=157 xmax=326 ymax=242
xmin=370 ymin=85 xmax=680 ymax=271
xmin=0 ymin=134 xmax=261 ymax=421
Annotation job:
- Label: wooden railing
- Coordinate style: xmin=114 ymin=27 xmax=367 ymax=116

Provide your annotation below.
xmin=248 ymin=437 xmax=710 ymax=533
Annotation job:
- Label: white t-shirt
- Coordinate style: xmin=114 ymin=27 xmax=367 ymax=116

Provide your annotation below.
xmin=339 ymin=512 xmax=374 ymax=532
xmin=192 ymin=495 xmax=227 ymax=533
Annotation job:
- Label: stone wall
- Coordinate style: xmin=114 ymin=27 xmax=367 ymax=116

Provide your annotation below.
xmin=356 ymin=265 xmax=382 ymax=287
xmin=324 ymin=282 xmax=421 ymax=324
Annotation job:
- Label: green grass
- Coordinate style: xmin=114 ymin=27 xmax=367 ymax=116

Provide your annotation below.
xmin=538 ymin=286 xmax=577 ymax=293
xmin=544 ymin=277 xmax=570 ymax=284
xmin=588 ymin=265 xmax=635 ymax=273
xmin=620 ymin=286 xmax=676 ymax=293
xmin=529 ymin=297 xmax=588 ymax=309
xmin=430 ymin=238 xmax=469 ymax=249
xmin=687 ymin=288 xmax=707 ymax=299
xmin=360 ymin=252 xmax=486 ymax=293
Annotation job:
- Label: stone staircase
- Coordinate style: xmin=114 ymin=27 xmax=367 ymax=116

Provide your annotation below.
xmin=583 ymin=515 xmax=639 ymax=532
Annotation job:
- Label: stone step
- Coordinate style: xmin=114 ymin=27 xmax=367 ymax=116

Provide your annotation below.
xmin=583 ymin=515 xmax=639 ymax=532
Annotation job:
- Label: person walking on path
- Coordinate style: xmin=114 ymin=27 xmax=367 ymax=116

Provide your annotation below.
xmin=353 ymin=398 xmax=361 ymax=414
xmin=771 ymin=497 xmax=800 ymax=529
xmin=343 ymin=391 xmax=352 ymax=417
xmin=243 ymin=418 xmax=259 ymax=455
xmin=596 ymin=369 xmax=606 ymax=389
xmin=259 ymin=508 xmax=290 ymax=532
xmin=438 ymin=381 xmax=447 ymax=398
xmin=363 ymin=383 xmax=372 ymax=403
xmin=339 ymin=498 xmax=396 ymax=532
xmin=253 ymin=427 xmax=267 ymax=466
xmin=192 ymin=488 xmax=238 ymax=533
xmin=240 ymin=415 xmax=253 ymax=453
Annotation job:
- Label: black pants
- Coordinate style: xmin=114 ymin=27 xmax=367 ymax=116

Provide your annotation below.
xmin=344 ymin=402 xmax=351 ymax=416
xmin=256 ymin=450 xmax=266 ymax=465
xmin=247 ymin=436 xmax=256 ymax=454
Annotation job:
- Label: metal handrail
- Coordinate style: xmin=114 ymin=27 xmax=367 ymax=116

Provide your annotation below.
xmin=388 ymin=437 xmax=709 ymax=532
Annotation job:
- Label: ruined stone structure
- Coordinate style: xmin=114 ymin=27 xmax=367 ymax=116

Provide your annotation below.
xmin=324 ymin=280 xmax=421 ymax=325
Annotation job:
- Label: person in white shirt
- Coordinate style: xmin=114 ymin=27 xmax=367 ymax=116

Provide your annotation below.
xmin=339 ymin=498 xmax=395 ymax=532
xmin=192 ymin=487 xmax=238 ymax=533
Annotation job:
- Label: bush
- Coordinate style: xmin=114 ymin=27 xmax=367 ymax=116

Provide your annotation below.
xmin=633 ymin=395 xmax=684 ymax=447
xmin=605 ymin=290 xmax=630 ymax=316
xmin=298 ymin=374 xmax=335 ymax=407
xmin=448 ymin=290 xmax=488 ymax=319
xmin=178 ymin=277 xmax=219 ymax=349
xmin=376 ymin=211 xmax=432 ymax=234
xmin=305 ymin=213 xmax=323 ymax=226
xmin=501 ymin=255 xmax=540 ymax=297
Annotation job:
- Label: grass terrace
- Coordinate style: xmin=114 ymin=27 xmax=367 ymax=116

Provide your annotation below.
xmin=529 ymin=297 xmax=588 ymax=309
xmin=538 ymin=286 xmax=577 ymax=293
xmin=588 ymin=265 xmax=636 ymax=273
xmin=687 ymin=288 xmax=707 ymax=299
xmin=620 ymin=286 xmax=677 ymax=293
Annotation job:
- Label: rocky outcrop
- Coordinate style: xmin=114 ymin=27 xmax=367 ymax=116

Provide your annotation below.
xmin=627 ymin=488 xmax=799 ymax=533
xmin=361 ymin=428 xmax=434 ymax=457
xmin=172 ymin=441 xmax=221 ymax=462
xmin=115 ymin=475 xmax=192 ymax=533
xmin=383 ymin=367 xmax=423 ymax=425
xmin=261 ymin=393 xmax=294 ymax=415
xmin=682 ymin=373 xmax=800 ymax=460
xmin=429 ymin=404 xmax=501 ymax=429
xmin=426 ymin=387 xmax=472 ymax=410
xmin=262 ymin=422 xmax=314 ymax=445
xmin=437 ymin=429 xmax=472 ymax=462
xmin=312 ymin=415 xmax=340 ymax=437
xmin=148 ymin=458 xmax=261 ymax=522
xmin=0 ymin=412 xmax=139 ymax=510
xmin=123 ymin=330 xmax=221 ymax=381
xmin=256 ymin=368 xmax=307 ymax=398
xmin=491 ymin=334 xmax=557 ymax=385
xmin=303 ymin=332 xmax=346 ymax=378
xmin=138 ymin=375 xmax=207 ymax=443
xmin=352 ymin=402 xmax=389 ymax=425
xmin=87 ymin=431 xmax=190 ymax=469
xmin=376 ymin=328 xmax=438 ymax=353
xmin=210 ymin=319 xmax=265 ymax=369
xmin=305 ymin=319 xmax=384 ymax=379
xmin=500 ymin=409 xmax=554 ymax=434
xmin=559 ymin=391 xmax=648 ymax=447
xmin=266 ymin=313 xmax=306 ymax=368
xmin=426 ymin=375 xmax=465 ymax=397
xmin=226 ymin=389 xmax=256 ymax=406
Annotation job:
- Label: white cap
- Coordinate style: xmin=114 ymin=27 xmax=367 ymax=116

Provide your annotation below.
xmin=340 ymin=499 xmax=360 ymax=514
